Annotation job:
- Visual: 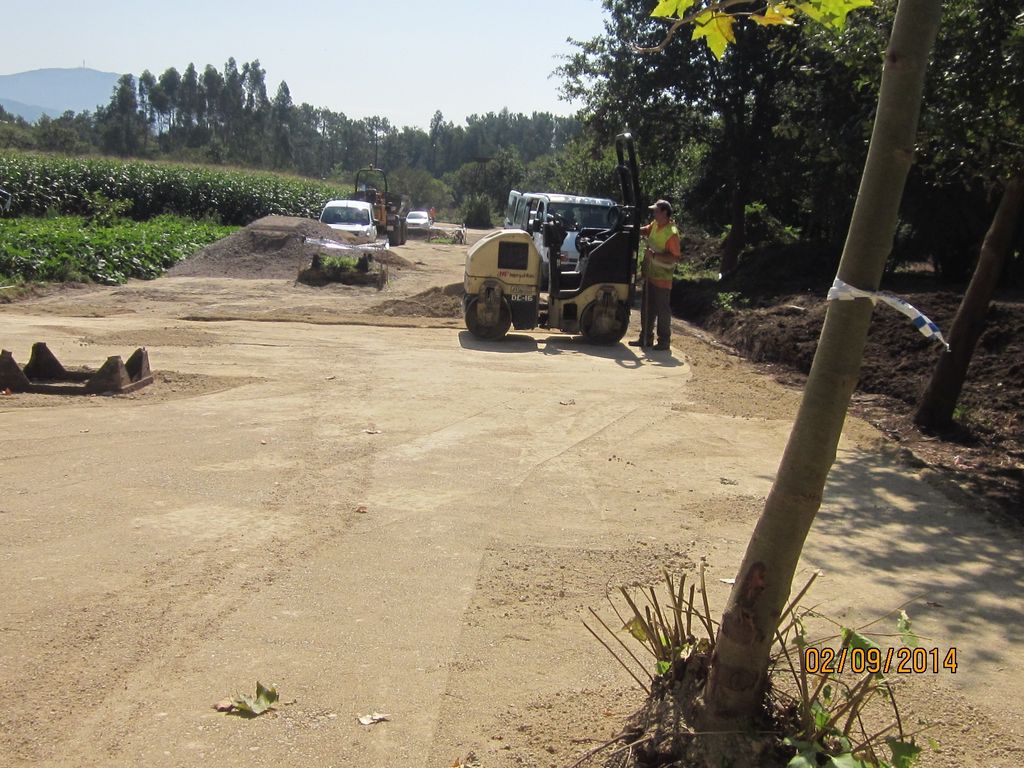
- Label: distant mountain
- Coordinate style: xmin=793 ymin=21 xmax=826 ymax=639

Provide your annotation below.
xmin=0 ymin=97 xmax=58 ymax=123
xmin=0 ymin=68 xmax=121 ymax=122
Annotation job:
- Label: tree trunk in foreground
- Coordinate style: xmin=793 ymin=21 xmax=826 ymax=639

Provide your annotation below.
xmin=914 ymin=175 xmax=1024 ymax=430
xmin=703 ymin=0 xmax=943 ymax=726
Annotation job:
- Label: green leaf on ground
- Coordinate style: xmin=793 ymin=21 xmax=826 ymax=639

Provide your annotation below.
xmin=230 ymin=681 xmax=279 ymax=717
xmin=888 ymin=738 xmax=923 ymax=768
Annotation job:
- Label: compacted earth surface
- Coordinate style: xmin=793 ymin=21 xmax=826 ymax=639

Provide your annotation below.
xmin=1 ymin=217 xmax=1021 ymax=767
xmin=671 ymin=242 xmax=1023 ymax=525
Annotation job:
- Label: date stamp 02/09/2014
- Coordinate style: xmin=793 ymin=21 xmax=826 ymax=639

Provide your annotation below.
xmin=801 ymin=646 xmax=958 ymax=675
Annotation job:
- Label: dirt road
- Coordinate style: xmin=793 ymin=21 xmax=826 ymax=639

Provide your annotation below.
xmin=1 ymin=224 xmax=1021 ymax=767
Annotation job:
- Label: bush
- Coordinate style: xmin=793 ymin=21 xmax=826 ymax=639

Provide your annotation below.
xmin=459 ymin=195 xmax=494 ymax=229
xmin=721 ymin=201 xmax=801 ymax=252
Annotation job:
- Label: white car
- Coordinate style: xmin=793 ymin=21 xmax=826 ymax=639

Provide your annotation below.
xmin=406 ymin=210 xmax=431 ymax=236
xmin=319 ymin=200 xmax=377 ymax=242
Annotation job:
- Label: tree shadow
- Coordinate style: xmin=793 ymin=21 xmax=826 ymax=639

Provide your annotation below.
xmin=798 ymin=448 xmax=1024 ymax=666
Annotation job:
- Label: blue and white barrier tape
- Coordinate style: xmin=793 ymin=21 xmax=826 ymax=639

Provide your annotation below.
xmin=827 ymin=278 xmax=950 ymax=351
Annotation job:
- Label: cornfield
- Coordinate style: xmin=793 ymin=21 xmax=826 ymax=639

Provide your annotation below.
xmin=0 ymin=152 xmax=351 ymax=226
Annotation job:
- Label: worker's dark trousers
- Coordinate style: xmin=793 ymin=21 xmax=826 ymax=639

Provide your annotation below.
xmin=640 ymin=281 xmax=672 ymax=344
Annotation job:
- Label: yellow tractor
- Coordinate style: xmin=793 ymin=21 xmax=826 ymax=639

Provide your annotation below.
xmin=463 ymin=133 xmax=641 ymax=344
xmin=351 ymin=166 xmax=407 ymax=246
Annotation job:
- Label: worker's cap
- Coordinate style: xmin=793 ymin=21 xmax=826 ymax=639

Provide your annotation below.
xmin=649 ymin=199 xmax=672 ymax=215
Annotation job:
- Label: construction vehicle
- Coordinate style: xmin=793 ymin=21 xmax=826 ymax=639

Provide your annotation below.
xmin=351 ymin=166 xmax=407 ymax=246
xmin=463 ymin=132 xmax=641 ymax=344
xmin=504 ymin=190 xmax=618 ymax=289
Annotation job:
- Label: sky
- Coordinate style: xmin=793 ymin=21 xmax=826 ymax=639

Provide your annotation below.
xmin=1 ymin=0 xmax=611 ymax=130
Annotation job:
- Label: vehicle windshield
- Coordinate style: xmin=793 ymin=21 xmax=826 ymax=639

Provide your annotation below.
xmin=323 ymin=207 xmax=370 ymax=226
xmin=548 ymin=203 xmax=613 ymax=230
xmin=408 ymin=212 xmax=428 ymax=221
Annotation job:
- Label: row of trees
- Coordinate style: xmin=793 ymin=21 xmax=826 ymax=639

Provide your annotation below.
xmin=559 ymin=0 xmax=1023 ymax=281
xmin=0 ymin=57 xmax=588 ymax=217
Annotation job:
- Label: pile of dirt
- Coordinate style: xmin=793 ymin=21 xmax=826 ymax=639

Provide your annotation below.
xmin=366 ymin=283 xmax=464 ymax=318
xmin=673 ymin=246 xmax=1024 ymax=523
xmin=680 ymin=229 xmax=728 ymax=267
xmin=167 ymin=215 xmax=413 ymax=279
xmin=370 ymin=248 xmax=415 ymax=270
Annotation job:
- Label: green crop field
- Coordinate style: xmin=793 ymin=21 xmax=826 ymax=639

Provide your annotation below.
xmin=0 ymin=152 xmax=357 ymax=285
xmin=0 ymin=152 xmax=349 ymax=225
xmin=0 ymin=215 xmax=235 ymax=284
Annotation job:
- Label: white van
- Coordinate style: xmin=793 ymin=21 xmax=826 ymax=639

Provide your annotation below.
xmin=319 ymin=200 xmax=377 ymax=243
xmin=505 ymin=190 xmax=619 ymax=285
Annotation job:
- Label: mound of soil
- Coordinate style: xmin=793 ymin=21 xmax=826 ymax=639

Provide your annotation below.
xmin=366 ymin=283 xmax=464 ymax=318
xmin=370 ymin=249 xmax=416 ymax=270
xmin=673 ymin=246 xmax=1024 ymax=523
xmin=167 ymin=215 xmax=413 ymax=279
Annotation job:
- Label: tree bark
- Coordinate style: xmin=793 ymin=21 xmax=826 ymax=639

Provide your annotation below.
xmin=720 ymin=184 xmax=746 ymax=275
xmin=913 ymin=175 xmax=1024 ymax=429
xmin=702 ymin=0 xmax=943 ymax=727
